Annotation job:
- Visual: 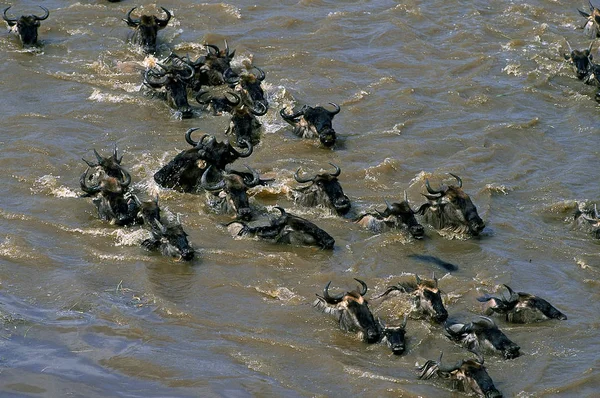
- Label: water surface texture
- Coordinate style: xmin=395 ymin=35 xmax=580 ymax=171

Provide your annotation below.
xmin=1 ymin=1 xmax=599 ymax=397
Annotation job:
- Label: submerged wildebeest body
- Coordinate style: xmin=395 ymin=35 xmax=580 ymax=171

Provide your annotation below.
xmin=418 ymin=352 xmax=503 ymax=398
xmin=379 ymin=315 xmax=408 ymax=355
xmin=417 ymin=173 xmax=485 ymax=237
xmin=201 ymin=165 xmax=268 ymax=221
xmin=313 ymin=279 xmax=382 ymax=344
xmin=444 ymin=316 xmax=521 ymax=360
xmin=137 ymin=198 xmax=195 ymax=261
xmin=3 ymin=6 xmax=49 ymax=47
xmin=154 ymin=128 xmax=253 ymax=193
xmin=578 ymin=1 xmax=600 ymax=38
xmin=80 ymin=166 xmax=140 ymax=227
xmin=280 ymin=103 xmax=340 ymax=147
xmin=477 ymin=284 xmax=567 ymax=323
xmin=227 ymin=206 xmax=335 ymax=250
xmin=123 ymin=6 xmax=171 ymax=54
xmin=225 ymin=67 xmax=268 ymax=114
xmin=225 ymin=104 xmax=267 ymax=147
xmin=373 ymin=274 xmax=448 ymax=323
xmin=144 ymin=57 xmax=196 ymax=118
xmin=572 ymin=203 xmax=600 ymax=238
xmin=355 ymin=194 xmax=423 ymax=238
xmin=291 ymin=163 xmax=351 ymax=216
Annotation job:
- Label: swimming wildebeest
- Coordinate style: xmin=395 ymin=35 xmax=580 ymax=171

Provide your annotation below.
xmin=313 ymin=278 xmax=382 ymax=344
xmin=144 ymin=58 xmax=196 ymax=118
xmin=195 ymin=89 xmax=241 ymax=115
xmin=379 ymin=315 xmax=408 ymax=355
xmin=291 ymin=163 xmax=351 ymax=216
xmin=418 ymin=351 xmax=503 ymax=398
xmin=227 ymin=206 xmax=335 ymax=250
xmin=81 ymin=147 xmax=124 ymax=181
xmin=373 ymin=274 xmax=448 ymax=323
xmin=578 ymin=1 xmax=600 ymax=38
xmin=417 ymin=173 xmax=485 ymax=237
xmin=572 ymin=203 xmax=600 ymax=238
xmin=137 ymin=198 xmax=195 ymax=261
xmin=201 ymin=165 xmax=266 ymax=221
xmin=444 ymin=316 xmax=521 ymax=360
xmin=123 ymin=6 xmax=171 ymax=54
xmin=225 ymin=103 xmax=267 ymax=147
xmin=280 ymin=102 xmax=340 ymax=147
xmin=563 ymin=41 xmax=596 ymax=82
xmin=186 ymin=41 xmax=236 ymax=91
xmin=225 ymin=66 xmax=268 ymax=114
xmin=477 ymin=284 xmax=567 ymax=323
xmin=355 ymin=194 xmax=424 ymax=238
xmin=2 ymin=6 xmax=49 ymax=47
xmin=154 ymin=128 xmax=253 ymax=193
xmin=79 ymin=166 xmax=140 ymax=226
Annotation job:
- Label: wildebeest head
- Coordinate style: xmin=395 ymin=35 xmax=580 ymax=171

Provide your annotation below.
xmin=3 ymin=6 xmax=49 ymax=47
xmin=225 ymin=66 xmax=268 ymax=114
xmin=445 ymin=316 xmax=520 ymax=360
xmin=123 ymin=6 xmax=171 ymax=54
xmin=313 ymin=278 xmax=382 ymax=343
xmin=379 ymin=315 xmax=408 ymax=355
xmin=153 ymin=128 xmax=252 ymax=192
xmin=573 ymin=203 xmax=600 ymax=238
xmin=477 ymin=284 xmax=567 ymax=323
xmin=418 ymin=352 xmax=503 ymax=398
xmin=137 ymin=195 xmax=161 ymax=225
xmin=563 ymin=41 xmax=595 ymax=81
xmin=196 ymin=89 xmax=241 ymax=115
xmin=80 ymin=164 xmax=130 ymax=197
xmin=201 ymin=165 xmax=262 ymax=221
xmin=143 ymin=216 xmax=195 ymax=261
xmin=280 ymin=103 xmax=340 ymax=147
xmin=417 ymin=173 xmax=485 ymax=236
xmin=293 ymin=163 xmax=351 ymax=215
xmin=578 ymin=1 xmax=600 ymax=38
xmin=225 ymin=104 xmax=267 ymax=147
xmin=82 ymin=147 xmax=124 ymax=180
xmin=377 ymin=274 xmax=448 ymax=323
xmin=144 ymin=60 xmax=195 ymax=118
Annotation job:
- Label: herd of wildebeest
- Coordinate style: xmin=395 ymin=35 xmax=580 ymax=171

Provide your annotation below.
xmin=5 ymin=3 xmax=600 ymax=397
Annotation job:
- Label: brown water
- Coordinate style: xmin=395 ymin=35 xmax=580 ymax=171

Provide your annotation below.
xmin=1 ymin=1 xmax=599 ymax=397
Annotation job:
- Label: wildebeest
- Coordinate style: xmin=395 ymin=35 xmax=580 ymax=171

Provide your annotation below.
xmin=444 ymin=316 xmax=521 ymax=360
xmin=201 ymin=165 xmax=264 ymax=221
xmin=3 ymin=6 xmax=49 ymax=47
xmin=291 ymin=163 xmax=351 ymax=216
xmin=373 ymin=274 xmax=448 ymax=323
xmin=225 ymin=104 xmax=267 ymax=147
xmin=355 ymin=194 xmax=424 ymax=238
xmin=573 ymin=203 xmax=600 ymax=238
xmin=195 ymin=89 xmax=240 ymax=115
xmin=313 ymin=278 xmax=382 ymax=343
xmin=379 ymin=315 xmax=408 ymax=355
xmin=578 ymin=1 xmax=600 ymax=38
xmin=225 ymin=67 xmax=268 ymax=114
xmin=563 ymin=41 xmax=596 ymax=82
xmin=416 ymin=173 xmax=485 ymax=237
xmin=280 ymin=102 xmax=340 ymax=147
xmin=80 ymin=166 xmax=140 ymax=226
xmin=123 ymin=6 xmax=171 ymax=54
xmin=154 ymin=128 xmax=253 ymax=193
xmin=477 ymin=284 xmax=567 ymax=323
xmin=137 ymin=198 xmax=195 ymax=261
xmin=227 ymin=206 xmax=335 ymax=250
xmin=81 ymin=147 xmax=124 ymax=182
xmin=144 ymin=58 xmax=196 ymax=118
xmin=186 ymin=41 xmax=236 ymax=91
xmin=418 ymin=352 xmax=503 ymax=398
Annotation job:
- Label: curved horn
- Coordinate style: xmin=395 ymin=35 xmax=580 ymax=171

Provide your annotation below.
xmin=32 ymin=6 xmax=49 ymax=21
xmin=79 ymin=168 xmax=101 ymax=195
xmin=294 ymin=167 xmax=316 ymax=184
xmin=113 ymin=145 xmax=122 ymax=164
xmin=201 ymin=166 xmax=226 ymax=192
xmin=448 ymin=173 xmax=462 ymax=188
xmin=82 ymin=157 xmax=97 ymax=168
xmin=326 ymin=102 xmax=341 ymax=115
xmin=229 ymin=139 xmax=253 ymax=158
xmin=185 ymin=127 xmax=203 ymax=147
xmin=124 ymin=7 xmax=140 ymax=26
xmin=401 ymin=313 xmax=408 ymax=329
xmin=502 ymin=284 xmax=519 ymax=301
xmin=323 ymin=281 xmax=345 ymax=304
xmin=2 ymin=6 xmax=18 ymax=23
xmin=205 ymin=43 xmax=220 ymax=54
xmin=223 ymin=68 xmax=240 ymax=85
xmin=425 ymin=179 xmax=444 ymax=195
xmin=250 ymin=101 xmax=268 ymax=116
xmin=433 ymin=272 xmax=438 ymax=288
xmin=384 ymin=198 xmax=394 ymax=214
xmin=156 ymin=7 xmax=172 ymax=27
xmin=280 ymin=107 xmax=305 ymax=120
xmin=195 ymin=90 xmax=211 ymax=105
xmin=273 ymin=206 xmax=286 ymax=217
xmin=415 ymin=274 xmax=422 ymax=285
xmin=354 ymin=278 xmax=368 ymax=296
xmin=328 ymin=162 xmax=341 ymax=177
xmin=118 ymin=166 xmax=131 ymax=188
xmin=224 ymin=91 xmax=241 ymax=107
xmin=243 ymin=165 xmax=261 ymax=188
xmin=253 ymin=66 xmax=265 ymax=81
xmin=93 ymin=149 xmax=103 ymax=164
xmin=177 ymin=62 xmax=195 ymax=80
xmin=144 ymin=68 xmax=169 ymax=87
